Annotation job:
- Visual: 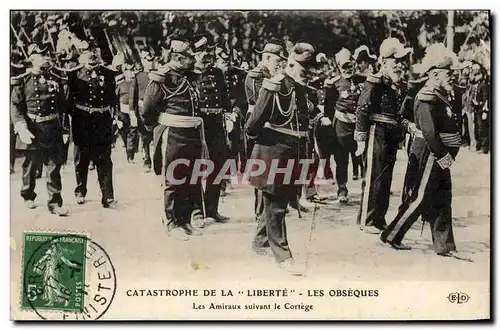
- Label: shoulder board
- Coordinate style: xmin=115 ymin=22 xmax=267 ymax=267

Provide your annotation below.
xmin=148 ymin=71 xmax=166 ymax=83
xmin=307 ymin=85 xmax=318 ymax=92
xmin=55 ymin=64 xmax=84 ymax=73
xmin=366 ymin=73 xmax=382 ymax=84
xmin=262 ymin=74 xmax=284 ymax=92
xmin=49 ymin=69 xmax=67 ymax=80
xmin=416 ymin=88 xmax=437 ymax=102
xmin=115 ymin=73 xmax=124 ymax=83
xmin=10 ymin=72 xmax=29 ymax=85
xmin=247 ymin=67 xmax=263 ymax=78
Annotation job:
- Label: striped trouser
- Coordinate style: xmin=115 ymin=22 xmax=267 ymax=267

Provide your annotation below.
xmin=381 ymin=138 xmax=457 ymax=254
xmin=357 ymin=123 xmax=399 ymax=229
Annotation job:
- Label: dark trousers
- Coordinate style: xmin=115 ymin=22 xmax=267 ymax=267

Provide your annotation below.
xmin=228 ymin=127 xmax=247 ymax=173
xmin=205 ymin=135 xmax=228 ymax=217
xmin=21 ymin=148 xmax=63 ymax=210
xmin=350 ymin=152 xmax=364 ymax=177
xmin=140 ymin=127 xmax=153 ymax=166
xmin=253 ymin=187 xmax=295 ymax=263
xmin=357 ymin=123 xmax=399 ymax=229
xmin=74 ymin=144 xmax=114 ymax=203
xmin=119 ymin=114 xmax=139 ymax=160
xmin=331 ymin=120 xmax=357 ymax=196
xmin=10 ymin=124 xmax=16 ymax=171
xmin=476 ymin=111 xmax=490 ymax=153
xmin=381 ymin=139 xmax=457 ymax=254
xmin=161 ymin=129 xmax=203 ymax=228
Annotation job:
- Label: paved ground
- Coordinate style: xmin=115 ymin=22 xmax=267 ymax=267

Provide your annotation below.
xmin=10 ymin=142 xmax=490 ymax=320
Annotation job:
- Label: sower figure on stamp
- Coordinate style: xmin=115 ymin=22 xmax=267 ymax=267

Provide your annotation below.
xmin=115 ymin=63 xmax=139 ymax=164
xmin=354 ymin=38 xmax=412 ymax=234
xmin=10 ymin=44 xmax=69 ymax=215
xmin=323 ymin=48 xmax=363 ymax=204
xmin=244 ymin=39 xmax=288 ymax=224
xmin=66 ymin=38 xmax=119 ymax=208
xmin=245 ymin=43 xmax=325 ymax=274
xmin=141 ymin=37 xmax=205 ymax=241
xmin=381 ymin=44 xmax=462 ymax=256
xmin=131 ymin=51 xmax=156 ymax=172
xmin=192 ymin=36 xmax=231 ymax=223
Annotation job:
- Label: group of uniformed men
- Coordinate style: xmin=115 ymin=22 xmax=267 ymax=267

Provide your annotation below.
xmin=11 ymin=29 xmax=477 ymax=274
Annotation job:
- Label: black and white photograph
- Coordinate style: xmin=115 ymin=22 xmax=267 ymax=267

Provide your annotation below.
xmin=8 ymin=9 xmax=491 ymax=320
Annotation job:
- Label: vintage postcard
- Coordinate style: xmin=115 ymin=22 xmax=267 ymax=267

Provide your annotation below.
xmin=9 ymin=9 xmax=490 ymax=320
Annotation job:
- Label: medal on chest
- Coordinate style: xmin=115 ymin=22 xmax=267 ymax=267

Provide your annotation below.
xmin=446 ymin=106 xmax=453 ymax=118
xmin=91 ymin=71 xmax=97 ymax=79
xmin=39 ymin=76 xmax=46 ymax=84
xmin=99 ymin=75 xmax=105 ymax=87
xmin=340 ymin=90 xmax=349 ymax=99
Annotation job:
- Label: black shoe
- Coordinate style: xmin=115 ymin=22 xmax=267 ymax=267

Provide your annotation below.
xmin=381 ymin=236 xmax=411 ymax=250
xmin=102 ymin=199 xmax=118 ymax=208
xmin=75 ymin=196 xmax=85 ymax=205
xmin=183 ymin=223 xmax=203 ymax=236
xmin=50 ymin=206 xmax=69 ymax=216
xmin=212 ymin=213 xmax=230 ymax=223
xmin=220 ymin=190 xmax=227 ymax=198
xmin=24 ymin=200 xmax=37 ymax=209
xmin=143 ymin=163 xmax=152 ymax=173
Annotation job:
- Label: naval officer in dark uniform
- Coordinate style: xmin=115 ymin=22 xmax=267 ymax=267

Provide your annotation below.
xmin=140 ymin=37 xmax=204 ymax=241
xmin=246 ymin=43 xmax=326 ymax=274
xmin=381 ymin=44 xmax=462 ymax=256
xmin=193 ymin=35 xmax=231 ymax=223
xmin=10 ymin=44 xmax=69 ymax=215
xmin=66 ymin=38 xmax=119 ymax=208
xmin=354 ymin=38 xmax=412 ymax=234
xmin=244 ymin=39 xmax=288 ymax=226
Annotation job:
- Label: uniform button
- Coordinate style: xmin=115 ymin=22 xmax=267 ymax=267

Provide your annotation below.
xmin=51 ymin=94 xmax=55 ymax=97
xmin=51 ymin=107 xmax=54 ymax=110
xmin=35 ymin=88 xmax=38 ymax=91
xmin=36 ymin=94 xmax=40 ymax=97
xmin=101 ymin=98 xmax=103 ymax=101
xmin=37 ymin=107 xmax=41 ymax=110
xmin=90 ymin=91 xmax=93 ymax=94
xmin=37 ymin=100 xmax=40 ymax=103
xmin=51 ymin=100 xmax=55 ymax=103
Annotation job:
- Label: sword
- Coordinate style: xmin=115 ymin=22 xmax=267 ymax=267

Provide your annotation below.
xmin=10 ymin=23 xmax=27 ymax=59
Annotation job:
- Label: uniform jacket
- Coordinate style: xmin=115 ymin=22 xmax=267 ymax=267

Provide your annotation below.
xmin=67 ymin=64 xmax=118 ymax=147
xmin=354 ymin=73 xmax=404 ymax=142
xmin=141 ymin=67 xmax=202 ymax=175
xmin=244 ymin=65 xmax=271 ymax=108
xmin=245 ymin=73 xmax=323 ymax=193
xmin=129 ymin=70 xmax=149 ymax=117
xmin=324 ymin=75 xmax=364 ymax=124
xmin=10 ymin=69 xmax=67 ymax=150
xmin=414 ymin=86 xmax=461 ymax=161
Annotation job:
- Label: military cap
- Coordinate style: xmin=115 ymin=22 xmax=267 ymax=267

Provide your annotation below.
xmin=379 ymin=37 xmax=412 ymax=60
xmin=289 ymin=43 xmax=316 ymax=67
xmin=353 ymin=45 xmax=377 ymax=62
xmin=169 ymin=37 xmax=195 ymax=56
xmin=420 ymin=43 xmax=460 ymax=74
xmin=140 ymin=50 xmax=154 ymax=61
xmin=256 ymin=38 xmax=288 ymax=59
xmin=335 ymin=48 xmax=353 ymax=68
xmin=193 ymin=34 xmax=217 ymax=52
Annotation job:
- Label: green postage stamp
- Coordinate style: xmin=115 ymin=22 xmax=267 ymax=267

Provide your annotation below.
xmin=21 ymin=232 xmax=88 ymax=312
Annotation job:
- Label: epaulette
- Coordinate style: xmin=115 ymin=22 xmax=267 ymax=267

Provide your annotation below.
xmin=366 ymin=72 xmax=382 ymax=84
xmin=324 ymin=75 xmax=340 ymax=87
xmin=262 ymin=73 xmax=284 ymax=92
xmin=49 ymin=69 xmax=68 ymax=81
xmin=115 ymin=73 xmax=125 ymax=84
xmin=54 ymin=64 xmax=84 ymax=73
xmin=148 ymin=70 xmax=166 ymax=83
xmin=247 ymin=67 xmax=264 ymax=78
xmin=307 ymin=84 xmax=318 ymax=92
xmin=10 ymin=72 xmax=29 ymax=86
xmin=416 ymin=88 xmax=438 ymax=102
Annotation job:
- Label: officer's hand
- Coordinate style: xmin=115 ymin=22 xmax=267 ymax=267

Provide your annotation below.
xmin=19 ymin=128 xmax=35 ymax=145
xmin=62 ymin=134 xmax=70 ymax=144
xmin=355 ymin=141 xmax=366 ymax=156
xmin=116 ymin=120 xmax=124 ymax=129
xmin=408 ymin=122 xmax=418 ymax=135
xmin=320 ymin=117 xmax=332 ymax=126
xmin=130 ymin=115 xmax=138 ymax=127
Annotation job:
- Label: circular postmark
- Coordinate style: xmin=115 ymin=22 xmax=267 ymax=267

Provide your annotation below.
xmin=21 ymin=233 xmax=116 ymax=320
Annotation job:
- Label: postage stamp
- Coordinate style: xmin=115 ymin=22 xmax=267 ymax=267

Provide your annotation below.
xmin=20 ymin=232 xmax=116 ymax=320
xmin=21 ymin=232 xmax=88 ymax=313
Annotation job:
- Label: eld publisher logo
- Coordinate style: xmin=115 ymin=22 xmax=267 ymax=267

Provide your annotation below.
xmin=448 ymin=292 xmax=470 ymax=304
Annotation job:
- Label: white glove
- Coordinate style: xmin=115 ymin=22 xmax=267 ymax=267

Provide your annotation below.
xmin=130 ymin=115 xmax=138 ymax=127
xmin=355 ymin=141 xmax=366 ymax=156
xmin=482 ymin=112 xmax=488 ymax=120
xmin=116 ymin=120 xmax=123 ymax=129
xmin=18 ymin=128 xmax=35 ymax=145
xmin=63 ymin=134 xmax=70 ymax=144
xmin=320 ymin=116 xmax=332 ymax=126
xmin=408 ymin=122 xmax=418 ymax=135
